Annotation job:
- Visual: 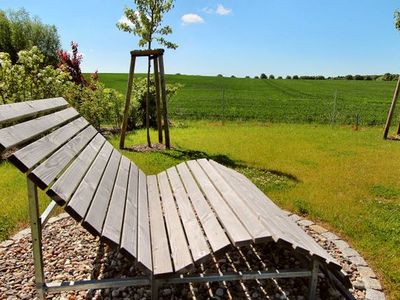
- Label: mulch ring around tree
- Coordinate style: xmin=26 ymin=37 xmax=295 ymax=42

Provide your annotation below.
xmin=125 ymin=143 xmax=169 ymax=153
xmin=0 ymin=213 xmax=385 ymax=300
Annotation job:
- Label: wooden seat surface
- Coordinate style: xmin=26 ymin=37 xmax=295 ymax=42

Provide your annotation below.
xmin=0 ymin=98 xmax=341 ymax=277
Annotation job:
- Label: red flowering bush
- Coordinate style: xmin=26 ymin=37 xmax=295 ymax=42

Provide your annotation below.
xmin=57 ymin=42 xmax=87 ymax=86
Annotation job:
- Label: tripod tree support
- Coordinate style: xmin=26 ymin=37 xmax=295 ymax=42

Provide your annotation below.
xmin=383 ymin=76 xmax=400 ymax=140
xmin=119 ymin=49 xmax=170 ymax=149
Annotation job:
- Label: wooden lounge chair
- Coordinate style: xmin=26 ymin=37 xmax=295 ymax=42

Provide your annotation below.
xmin=0 ymin=98 xmax=351 ymax=299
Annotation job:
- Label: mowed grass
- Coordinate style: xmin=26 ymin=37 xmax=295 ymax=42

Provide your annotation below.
xmin=99 ymin=73 xmax=397 ymax=125
xmin=0 ymin=122 xmax=399 ymax=298
xmin=0 ymin=162 xmax=50 ymax=241
xmin=113 ymin=123 xmax=399 ymax=297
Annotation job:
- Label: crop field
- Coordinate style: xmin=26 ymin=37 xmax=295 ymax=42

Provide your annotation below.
xmin=99 ymin=73 xmax=397 ymax=125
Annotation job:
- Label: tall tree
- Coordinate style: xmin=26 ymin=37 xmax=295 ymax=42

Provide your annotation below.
xmin=0 ymin=8 xmax=60 ymax=66
xmin=395 ymin=10 xmax=400 ymax=31
xmin=117 ymin=0 xmax=177 ymax=147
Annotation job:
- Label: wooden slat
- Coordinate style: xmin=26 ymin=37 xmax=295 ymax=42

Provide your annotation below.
xmin=210 ymin=161 xmax=335 ymax=263
xmin=120 ymin=163 xmax=139 ymax=259
xmin=147 ymin=175 xmax=173 ymax=276
xmin=47 ymin=134 xmax=106 ymax=205
xmin=186 ymin=160 xmax=252 ymax=246
xmin=166 ymin=167 xmax=210 ymax=262
xmin=102 ymin=156 xmax=131 ymax=247
xmin=176 ymin=162 xmax=230 ymax=253
xmin=211 ymin=162 xmax=312 ymax=249
xmin=209 ymin=160 xmax=282 ymax=243
xmin=136 ymin=170 xmax=152 ymax=273
xmin=0 ymin=98 xmax=68 ymax=125
xmin=157 ymin=171 xmax=193 ymax=272
xmin=28 ymin=126 xmax=98 ymax=190
xmin=10 ymin=117 xmax=89 ymax=173
xmin=83 ymin=150 xmax=121 ymax=235
xmin=0 ymin=107 xmax=79 ymax=151
xmin=197 ymin=159 xmax=271 ymax=243
xmin=65 ymin=142 xmax=113 ymax=221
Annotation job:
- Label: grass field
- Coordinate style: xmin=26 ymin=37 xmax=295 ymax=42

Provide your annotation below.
xmin=2 ymin=123 xmax=398 ymax=297
xmin=117 ymin=124 xmax=399 ymax=298
xmin=99 ymin=73 xmax=397 ymax=125
xmin=0 ymin=75 xmax=399 ymax=298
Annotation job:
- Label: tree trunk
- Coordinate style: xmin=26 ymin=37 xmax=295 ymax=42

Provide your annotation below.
xmin=146 ymin=42 xmax=152 ymax=147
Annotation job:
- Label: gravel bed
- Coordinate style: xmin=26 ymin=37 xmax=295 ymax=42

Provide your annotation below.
xmin=0 ymin=213 xmax=384 ymax=300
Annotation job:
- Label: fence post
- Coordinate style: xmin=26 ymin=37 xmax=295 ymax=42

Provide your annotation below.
xmin=355 ymin=113 xmax=360 ymax=131
xmin=331 ymin=89 xmax=337 ymax=125
xmin=221 ymin=89 xmax=225 ymax=124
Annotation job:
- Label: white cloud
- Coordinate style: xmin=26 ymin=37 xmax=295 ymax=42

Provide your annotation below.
xmin=181 ymin=14 xmax=204 ymax=25
xmin=118 ymin=15 xmax=134 ymax=27
xmin=202 ymin=7 xmax=214 ymax=14
xmin=216 ymin=4 xmax=232 ymax=16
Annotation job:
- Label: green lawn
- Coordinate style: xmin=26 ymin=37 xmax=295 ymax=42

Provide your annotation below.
xmin=99 ymin=73 xmax=397 ymax=125
xmin=115 ymin=123 xmax=399 ymax=297
xmin=1 ymin=73 xmax=399 ymax=298
xmin=0 ymin=122 xmax=399 ymax=298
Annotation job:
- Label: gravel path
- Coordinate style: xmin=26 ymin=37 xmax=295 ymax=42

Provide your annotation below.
xmin=0 ymin=213 xmax=385 ymax=300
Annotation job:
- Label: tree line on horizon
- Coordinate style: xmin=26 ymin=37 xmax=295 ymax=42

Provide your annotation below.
xmin=216 ymin=73 xmax=399 ymax=81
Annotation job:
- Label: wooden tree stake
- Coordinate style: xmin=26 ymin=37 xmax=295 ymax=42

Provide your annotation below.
xmin=154 ymin=58 xmax=163 ymax=143
xmin=120 ymin=55 xmax=136 ymax=149
xmin=158 ymin=55 xmax=170 ymax=149
xmin=119 ymin=49 xmax=170 ymax=150
xmin=383 ymin=77 xmax=400 ymax=139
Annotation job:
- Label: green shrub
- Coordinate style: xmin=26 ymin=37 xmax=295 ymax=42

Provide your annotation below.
xmin=0 ymin=46 xmax=124 ymax=129
xmin=128 ymin=78 xmax=182 ymax=130
xmin=0 ymin=8 xmax=60 ymax=66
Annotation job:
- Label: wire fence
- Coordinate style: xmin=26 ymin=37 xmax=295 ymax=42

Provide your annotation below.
xmin=168 ymin=88 xmax=393 ymax=126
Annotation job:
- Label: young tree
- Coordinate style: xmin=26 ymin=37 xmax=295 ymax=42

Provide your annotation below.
xmin=117 ymin=0 xmax=177 ymax=147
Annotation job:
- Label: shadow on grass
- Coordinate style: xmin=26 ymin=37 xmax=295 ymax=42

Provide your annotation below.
xmin=160 ymin=148 xmax=238 ymax=168
xmin=160 ymin=147 xmax=300 ymax=183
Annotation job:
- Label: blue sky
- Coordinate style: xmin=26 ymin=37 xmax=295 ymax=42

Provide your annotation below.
xmin=1 ymin=0 xmax=400 ymax=77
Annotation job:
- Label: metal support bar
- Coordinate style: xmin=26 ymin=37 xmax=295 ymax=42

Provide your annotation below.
xmin=40 ymin=200 xmax=58 ymax=226
xmin=46 ymin=276 xmax=151 ymax=292
xmin=157 ymin=269 xmax=312 ymax=285
xmin=27 ymin=178 xmax=45 ymax=300
xmin=151 ymin=277 xmax=159 ymax=300
xmin=43 ymin=269 xmax=312 ymax=295
xmin=308 ymin=259 xmax=319 ymax=300
xmin=327 ymin=270 xmax=356 ymax=300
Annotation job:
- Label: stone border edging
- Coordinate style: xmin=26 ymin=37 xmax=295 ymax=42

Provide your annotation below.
xmin=1 ymin=212 xmax=385 ymax=300
xmin=284 ymin=211 xmax=385 ymax=300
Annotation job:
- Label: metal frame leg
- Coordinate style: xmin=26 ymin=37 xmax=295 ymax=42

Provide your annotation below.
xmin=308 ymin=258 xmax=319 ymax=300
xmin=27 ymin=178 xmax=45 ymax=300
xmin=151 ymin=278 xmax=159 ymax=300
